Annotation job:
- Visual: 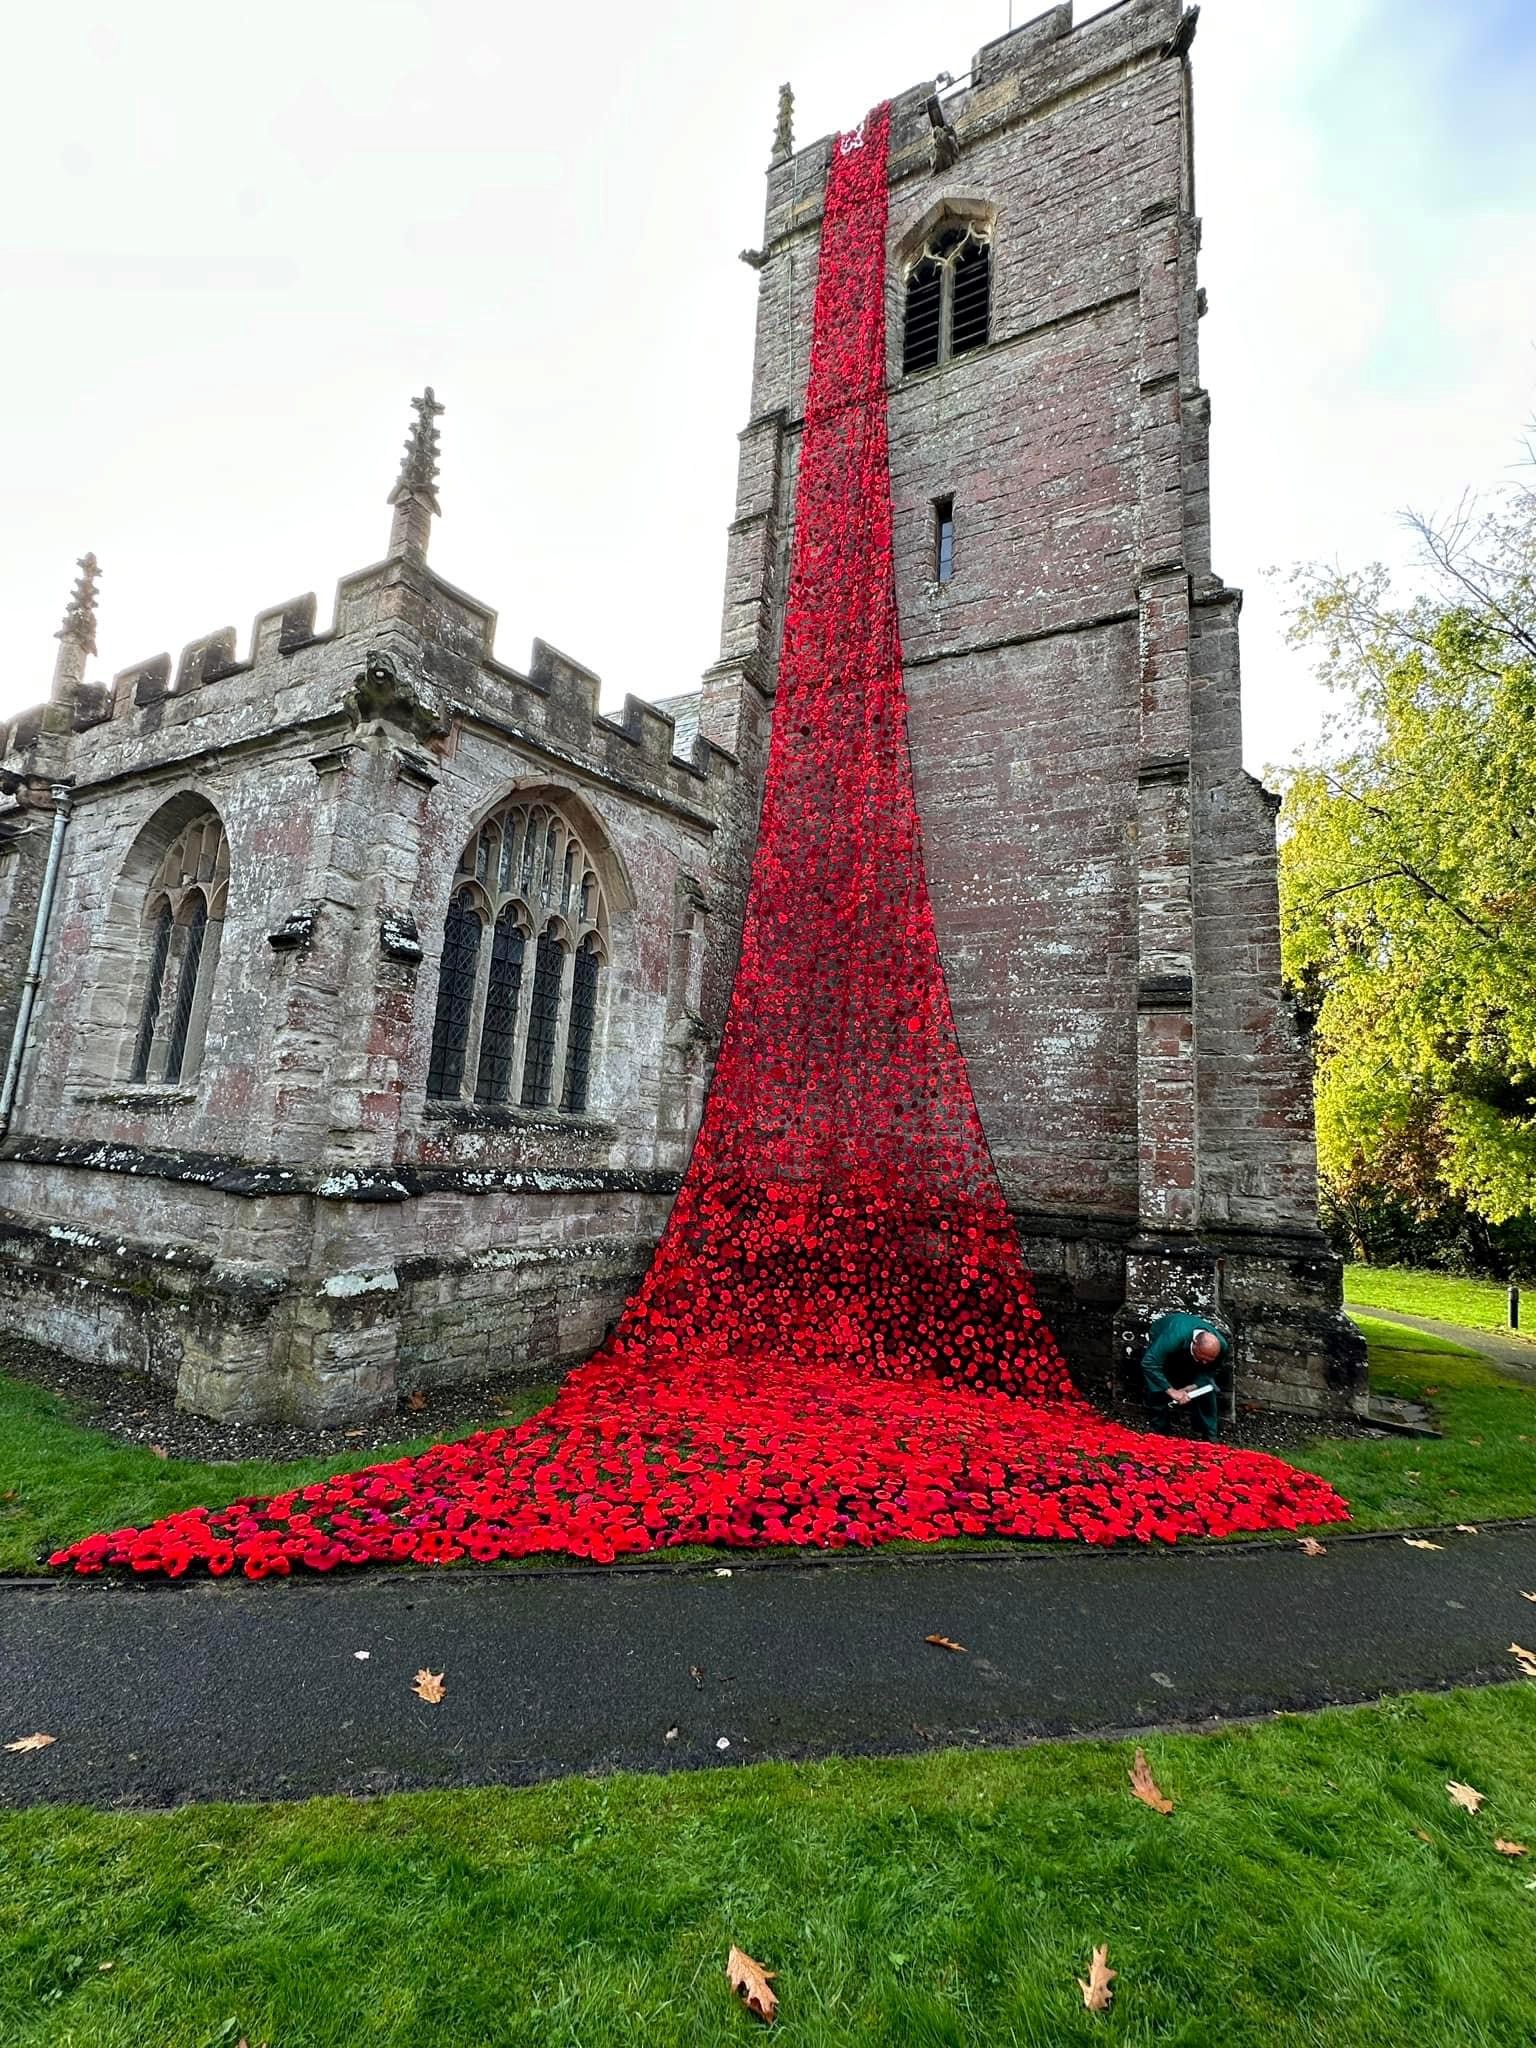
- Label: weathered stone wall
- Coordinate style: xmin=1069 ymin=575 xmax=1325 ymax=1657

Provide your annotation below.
xmin=732 ymin=0 xmax=1363 ymax=1412
xmin=0 ymin=545 xmax=742 ymax=1421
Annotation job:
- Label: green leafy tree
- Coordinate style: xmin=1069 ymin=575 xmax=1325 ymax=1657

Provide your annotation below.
xmin=1279 ymin=486 xmax=1536 ymax=1229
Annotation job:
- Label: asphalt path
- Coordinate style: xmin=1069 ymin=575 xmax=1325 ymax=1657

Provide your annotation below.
xmin=4 ymin=1523 xmax=1536 ymax=1810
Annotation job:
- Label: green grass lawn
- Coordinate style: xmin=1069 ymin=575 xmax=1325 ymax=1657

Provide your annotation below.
xmin=4 ymin=1321 xmax=1535 ymax=1575
xmin=3 ymin=1685 xmax=1535 ymax=2047
xmin=1345 ymin=1264 xmax=1532 ymax=1337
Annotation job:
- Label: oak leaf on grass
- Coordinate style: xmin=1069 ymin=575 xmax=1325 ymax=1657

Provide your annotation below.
xmin=1128 ymin=1747 xmax=1173 ymax=1814
xmin=1447 ymin=1781 xmax=1486 ymax=1813
xmin=412 ymin=1669 xmax=446 ymax=1704
xmin=1078 ymin=1944 xmax=1116 ymax=2013
xmin=726 ymin=1946 xmax=777 ymax=2024
xmin=1494 ymin=1839 xmax=1529 ymax=1857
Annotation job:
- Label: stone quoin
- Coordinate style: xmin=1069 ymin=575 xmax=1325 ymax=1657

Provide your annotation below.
xmin=0 ymin=0 xmax=1365 ymax=1426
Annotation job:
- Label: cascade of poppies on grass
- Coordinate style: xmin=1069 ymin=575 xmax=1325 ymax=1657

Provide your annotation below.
xmin=51 ymin=103 xmax=1347 ymax=1582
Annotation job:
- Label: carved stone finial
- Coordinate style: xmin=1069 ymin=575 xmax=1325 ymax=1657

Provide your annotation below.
xmin=771 ymin=82 xmax=794 ymax=165
xmin=56 ymin=553 xmax=101 ymax=656
xmin=388 ymin=387 xmax=445 ymax=516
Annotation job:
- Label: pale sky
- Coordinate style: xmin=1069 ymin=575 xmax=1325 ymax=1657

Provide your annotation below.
xmin=3 ymin=0 xmax=1533 ymax=776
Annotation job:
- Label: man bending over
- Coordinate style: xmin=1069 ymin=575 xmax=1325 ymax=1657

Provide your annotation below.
xmin=1139 ymin=1311 xmax=1229 ymax=1441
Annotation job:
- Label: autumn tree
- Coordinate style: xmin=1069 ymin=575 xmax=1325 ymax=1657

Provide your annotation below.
xmin=1279 ymin=485 xmax=1536 ymax=1237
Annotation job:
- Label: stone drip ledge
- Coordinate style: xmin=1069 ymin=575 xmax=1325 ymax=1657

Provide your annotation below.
xmin=0 ymin=1136 xmax=682 ymax=1203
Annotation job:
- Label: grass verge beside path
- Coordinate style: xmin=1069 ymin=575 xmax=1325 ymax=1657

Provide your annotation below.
xmin=0 ymin=1376 xmax=556 ymax=1576
xmin=5 ymin=1321 xmax=1536 ymax=1571
xmin=1346 ymin=1263 xmax=1533 ymax=1337
xmin=4 ymin=1686 xmax=1535 ymax=2047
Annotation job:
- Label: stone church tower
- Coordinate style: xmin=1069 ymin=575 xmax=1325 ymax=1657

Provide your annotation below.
xmin=0 ymin=0 xmax=1363 ymax=1424
xmin=711 ymin=0 xmax=1364 ymax=1413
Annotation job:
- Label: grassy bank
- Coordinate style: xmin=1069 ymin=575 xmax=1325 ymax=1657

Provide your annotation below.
xmin=4 ymin=1319 xmax=1535 ymax=1574
xmin=1345 ymin=1264 xmax=1532 ymax=1337
xmin=3 ymin=1686 xmax=1535 ymax=2046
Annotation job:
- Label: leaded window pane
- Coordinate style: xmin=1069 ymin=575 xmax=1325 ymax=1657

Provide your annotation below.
xmin=520 ymin=930 xmax=565 ymax=1109
xmin=131 ymin=902 xmax=173 ymax=1083
xmin=426 ymin=894 xmax=482 ymax=1100
xmin=474 ymin=910 xmax=526 ymax=1104
xmin=164 ymin=896 xmax=208 ymax=1085
xmin=561 ymin=942 xmax=600 ymax=1113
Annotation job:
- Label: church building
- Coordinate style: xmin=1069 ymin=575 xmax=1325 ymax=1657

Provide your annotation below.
xmin=0 ymin=0 xmax=1365 ymax=1426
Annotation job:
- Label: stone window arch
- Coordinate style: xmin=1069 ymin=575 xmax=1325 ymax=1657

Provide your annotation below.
xmin=126 ymin=809 xmax=229 ymax=1086
xmin=425 ymin=790 xmax=612 ymax=1112
xmin=899 ymin=203 xmax=994 ymax=375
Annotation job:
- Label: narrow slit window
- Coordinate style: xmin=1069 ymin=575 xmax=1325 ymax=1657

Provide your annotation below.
xmin=934 ymin=497 xmax=956 ymax=584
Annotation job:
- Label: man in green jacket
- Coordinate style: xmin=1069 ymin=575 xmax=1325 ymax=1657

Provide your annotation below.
xmin=1139 ymin=1310 xmax=1229 ymax=1441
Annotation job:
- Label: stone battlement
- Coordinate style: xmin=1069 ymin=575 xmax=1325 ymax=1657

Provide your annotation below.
xmin=2 ymin=552 xmax=737 ymax=826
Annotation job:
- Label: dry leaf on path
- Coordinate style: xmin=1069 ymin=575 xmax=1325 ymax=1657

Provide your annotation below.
xmin=407 ymin=1391 xmax=428 ymax=1412
xmin=1402 ymin=1538 xmax=1444 ymax=1551
xmin=4 ymin=1733 xmax=56 ymax=1753
xmin=726 ymin=1945 xmax=778 ymax=2023
xmin=1511 ymin=1642 xmax=1536 ymax=1678
xmin=1129 ymin=1747 xmax=1174 ymax=1814
xmin=1456 ymin=1525 xmax=1480 ymax=1535
xmin=1078 ymin=1944 xmax=1116 ymax=2013
xmin=1520 ymin=1592 xmax=1536 ymax=1603
xmin=1298 ymin=1537 xmax=1327 ymax=1557
xmin=1494 ymin=1839 xmax=1529 ymax=1857
xmin=924 ymin=1634 xmax=967 ymax=1653
xmin=1447 ymin=1780 xmax=1486 ymax=1813
xmin=412 ymin=1669 xmax=446 ymax=1704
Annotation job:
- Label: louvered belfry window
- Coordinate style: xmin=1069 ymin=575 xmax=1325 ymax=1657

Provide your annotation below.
xmin=902 ymin=223 xmax=991 ymax=374
xmin=426 ymin=794 xmax=609 ymax=1111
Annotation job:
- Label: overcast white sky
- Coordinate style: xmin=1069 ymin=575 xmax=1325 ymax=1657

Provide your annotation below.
xmin=3 ymin=0 xmax=1533 ymax=774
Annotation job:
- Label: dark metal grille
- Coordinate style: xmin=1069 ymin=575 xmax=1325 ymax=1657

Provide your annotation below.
xmin=474 ymin=910 xmax=525 ymax=1104
xmin=902 ymin=259 xmax=943 ymax=373
xmin=426 ymin=893 xmax=482 ymax=1100
xmin=130 ymin=901 xmax=173 ymax=1083
xmin=560 ymin=942 xmax=600 ymax=1113
xmin=164 ymin=895 xmax=208 ymax=1085
xmin=520 ymin=929 xmax=565 ymax=1109
xmin=950 ymin=238 xmax=991 ymax=356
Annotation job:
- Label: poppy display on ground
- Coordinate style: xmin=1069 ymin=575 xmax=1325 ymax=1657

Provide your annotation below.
xmin=51 ymin=102 xmax=1348 ymax=1584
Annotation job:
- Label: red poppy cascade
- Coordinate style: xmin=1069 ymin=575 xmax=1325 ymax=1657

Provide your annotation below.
xmin=52 ymin=105 xmax=1346 ymax=1581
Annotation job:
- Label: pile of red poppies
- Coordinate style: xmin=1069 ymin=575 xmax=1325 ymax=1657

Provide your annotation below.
xmin=50 ymin=102 xmax=1348 ymax=1585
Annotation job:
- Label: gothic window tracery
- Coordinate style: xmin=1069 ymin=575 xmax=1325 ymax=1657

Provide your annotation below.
xmin=425 ymin=795 xmax=609 ymax=1113
xmin=127 ymin=811 xmax=229 ymax=1086
xmin=901 ymin=221 xmax=992 ymax=374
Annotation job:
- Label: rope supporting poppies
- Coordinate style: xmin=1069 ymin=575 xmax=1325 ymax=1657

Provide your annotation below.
xmin=51 ymin=104 xmax=1346 ymax=1580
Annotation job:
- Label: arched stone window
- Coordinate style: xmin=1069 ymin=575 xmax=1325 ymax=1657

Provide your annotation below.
xmin=127 ymin=811 xmax=229 ymax=1086
xmin=425 ymin=793 xmax=610 ymax=1112
xmin=902 ymin=221 xmax=992 ymax=374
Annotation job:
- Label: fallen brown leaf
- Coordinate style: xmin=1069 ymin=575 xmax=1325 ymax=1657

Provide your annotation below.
xmin=1413 ymin=1829 xmax=1433 ymax=1844
xmin=1521 ymin=1592 xmax=1536 ymax=1603
xmin=4 ymin=1733 xmax=56 ymax=1753
xmin=149 ymin=1445 xmax=169 ymax=1460
xmin=1402 ymin=1538 xmax=1444 ymax=1551
xmin=407 ymin=1391 xmax=428 ymax=1412
xmin=1128 ymin=1747 xmax=1173 ymax=1814
xmin=1447 ymin=1780 xmax=1486 ymax=1813
xmin=1494 ymin=1839 xmax=1529 ymax=1857
xmin=412 ymin=1669 xmax=446 ymax=1704
xmin=1455 ymin=1524 xmax=1480 ymax=1535
xmin=924 ymin=1634 xmax=967 ymax=1653
xmin=1423 ymin=1387 xmax=1440 ymax=1398
xmin=1297 ymin=1537 xmax=1327 ymax=1557
xmin=726 ymin=1945 xmax=778 ymax=2024
xmin=1511 ymin=1643 xmax=1536 ymax=1678
xmin=1078 ymin=1944 xmax=1116 ymax=2013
